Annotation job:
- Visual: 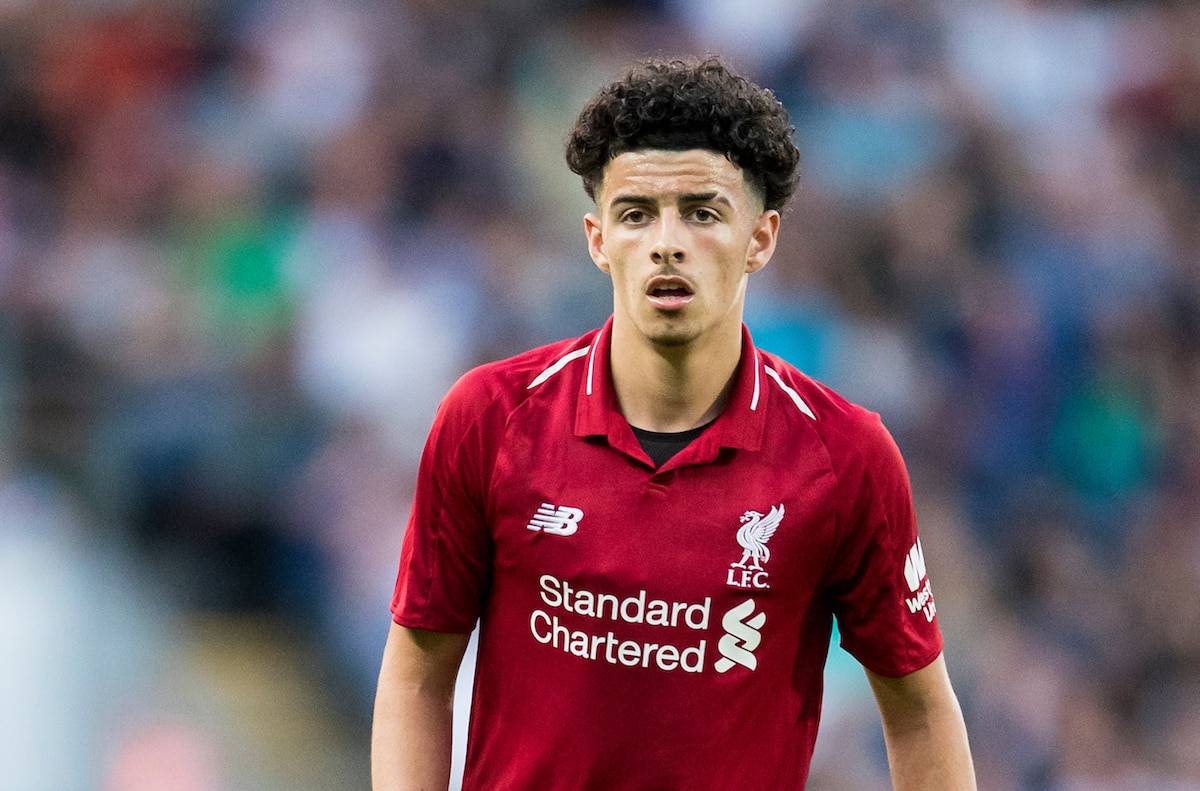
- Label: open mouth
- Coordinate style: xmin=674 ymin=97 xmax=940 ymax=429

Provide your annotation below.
xmin=646 ymin=278 xmax=695 ymax=311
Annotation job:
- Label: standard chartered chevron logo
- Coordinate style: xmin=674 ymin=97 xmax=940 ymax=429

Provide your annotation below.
xmin=714 ymin=599 xmax=766 ymax=673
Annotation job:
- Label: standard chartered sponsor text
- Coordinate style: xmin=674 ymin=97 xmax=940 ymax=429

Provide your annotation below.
xmin=531 ymin=574 xmax=710 ymax=672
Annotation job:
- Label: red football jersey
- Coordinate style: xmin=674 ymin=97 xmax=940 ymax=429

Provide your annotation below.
xmin=391 ymin=317 xmax=942 ymax=789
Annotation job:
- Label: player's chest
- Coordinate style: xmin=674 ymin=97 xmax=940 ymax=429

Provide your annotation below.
xmin=487 ymin=438 xmax=840 ymax=601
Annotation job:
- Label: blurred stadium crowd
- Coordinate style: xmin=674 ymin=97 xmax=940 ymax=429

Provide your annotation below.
xmin=1 ymin=0 xmax=1198 ymax=789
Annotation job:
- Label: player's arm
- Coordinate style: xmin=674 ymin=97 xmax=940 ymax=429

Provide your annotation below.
xmin=371 ymin=623 xmax=471 ymax=791
xmin=866 ymin=652 xmax=976 ymax=791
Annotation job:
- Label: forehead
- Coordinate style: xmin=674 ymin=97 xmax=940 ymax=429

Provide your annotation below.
xmin=599 ymin=149 xmax=752 ymax=204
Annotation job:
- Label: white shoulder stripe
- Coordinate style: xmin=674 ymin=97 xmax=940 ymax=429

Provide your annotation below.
xmin=527 ymin=346 xmax=590 ymax=389
xmin=750 ymin=349 xmax=761 ymax=411
xmin=586 ymin=325 xmax=604 ymax=395
xmin=764 ymin=365 xmax=816 ymax=420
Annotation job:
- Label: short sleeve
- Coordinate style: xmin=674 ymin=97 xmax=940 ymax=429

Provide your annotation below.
xmin=823 ymin=413 xmax=942 ymax=677
xmin=390 ymin=373 xmax=495 ymax=633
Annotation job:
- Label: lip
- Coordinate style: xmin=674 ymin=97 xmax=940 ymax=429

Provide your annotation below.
xmin=646 ymin=275 xmax=695 ymax=293
xmin=645 ymin=275 xmax=695 ymax=312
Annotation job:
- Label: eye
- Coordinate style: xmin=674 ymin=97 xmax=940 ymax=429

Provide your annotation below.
xmin=620 ymin=209 xmax=649 ymax=224
xmin=690 ymin=208 xmax=718 ymax=223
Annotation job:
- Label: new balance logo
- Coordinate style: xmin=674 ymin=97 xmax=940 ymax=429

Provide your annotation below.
xmin=715 ymin=599 xmax=765 ymax=673
xmin=526 ymin=503 xmax=584 ymax=536
xmin=903 ymin=538 xmax=936 ymax=622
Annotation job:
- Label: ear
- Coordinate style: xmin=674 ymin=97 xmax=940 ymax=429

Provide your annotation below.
xmin=745 ymin=209 xmax=780 ymax=274
xmin=584 ymin=213 xmax=610 ymax=274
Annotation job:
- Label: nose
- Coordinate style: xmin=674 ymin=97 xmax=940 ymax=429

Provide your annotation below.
xmin=650 ymin=213 xmax=685 ymax=265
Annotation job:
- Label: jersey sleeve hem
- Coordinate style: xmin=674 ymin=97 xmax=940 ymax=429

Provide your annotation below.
xmin=850 ymin=638 xmax=944 ymax=679
xmin=391 ymin=608 xmax=477 ymax=634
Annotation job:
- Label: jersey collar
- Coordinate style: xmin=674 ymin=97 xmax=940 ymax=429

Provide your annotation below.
xmin=573 ymin=315 xmax=769 ymax=470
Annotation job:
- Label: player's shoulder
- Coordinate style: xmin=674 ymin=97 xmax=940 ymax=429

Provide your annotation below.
xmin=440 ymin=331 xmax=594 ymax=418
xmin=757 ymin=350 xmax=897 ymax=460
xmin=758 ymin=350 xmax=878 ymax=431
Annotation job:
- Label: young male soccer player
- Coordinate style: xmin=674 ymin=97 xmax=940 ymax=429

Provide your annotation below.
xmin=372 ymin=57 xmax=976 ymax=790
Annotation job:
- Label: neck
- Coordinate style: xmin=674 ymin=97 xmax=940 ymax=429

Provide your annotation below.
xmin=609 ymin=318 xmax=744 ymax=433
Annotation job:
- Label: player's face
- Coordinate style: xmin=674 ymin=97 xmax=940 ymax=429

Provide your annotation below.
xmin=584 ymin=149 xmax=779 ymax=349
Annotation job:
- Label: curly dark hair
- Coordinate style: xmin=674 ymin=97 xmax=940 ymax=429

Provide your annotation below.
xmin=565 ymin=57 xmax=800 ymax=211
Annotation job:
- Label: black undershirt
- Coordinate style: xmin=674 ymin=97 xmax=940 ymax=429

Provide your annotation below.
xmin=630 ymin=420 xmax=716 ymax=467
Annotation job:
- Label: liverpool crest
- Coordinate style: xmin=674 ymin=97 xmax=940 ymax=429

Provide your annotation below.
xmin=726 ymin=504 xmax=784 ymax=590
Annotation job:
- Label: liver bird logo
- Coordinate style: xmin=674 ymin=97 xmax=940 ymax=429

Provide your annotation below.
xmin=731 ymin=504 xmax=785 ymax=571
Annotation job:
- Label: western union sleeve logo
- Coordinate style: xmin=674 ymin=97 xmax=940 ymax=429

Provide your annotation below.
xmin=903 ymin=539 xmax=936 ymax=622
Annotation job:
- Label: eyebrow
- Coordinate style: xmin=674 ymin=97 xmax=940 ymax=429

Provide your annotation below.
xmin=609 ymin=192 xmax=733 ymax=209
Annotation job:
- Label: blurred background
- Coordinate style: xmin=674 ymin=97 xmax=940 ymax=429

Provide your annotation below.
xmin=1 ymin=0 xmax=1198 ymax=788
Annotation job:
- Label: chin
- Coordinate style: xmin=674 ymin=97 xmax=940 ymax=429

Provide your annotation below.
xmin=640 ymin=316 xmax=702 ymax=348
xmin=648 ymin=331 xmax=695 ymax=348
